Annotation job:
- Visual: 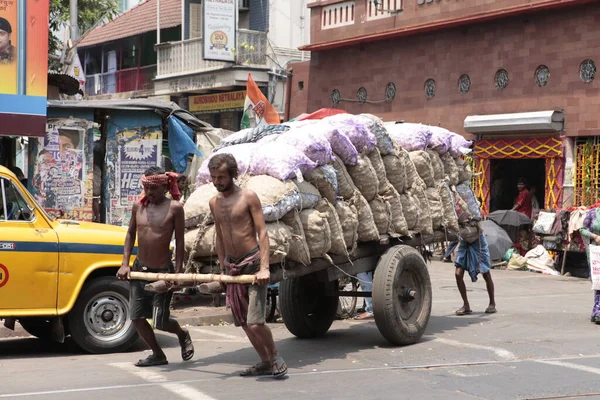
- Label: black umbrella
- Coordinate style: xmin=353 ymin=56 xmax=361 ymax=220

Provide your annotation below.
xmin=480 ymin=220 xmax=514 ymax=261
xmin=488 ymin=210 xmax=532 ymax=227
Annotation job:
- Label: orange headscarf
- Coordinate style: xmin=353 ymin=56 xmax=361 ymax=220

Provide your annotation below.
xmin=138 ymin=172 xmax=181 ymax=206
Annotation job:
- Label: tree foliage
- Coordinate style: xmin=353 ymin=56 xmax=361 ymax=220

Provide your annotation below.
xmin=49 ymin=0 xmax=120 ymax=70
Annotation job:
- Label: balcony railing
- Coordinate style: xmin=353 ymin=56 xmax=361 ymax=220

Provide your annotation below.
xmin=85 ymin=64 xmax=157 ymax=96
xmin=156 ymin=29 xmax=268 ymax=79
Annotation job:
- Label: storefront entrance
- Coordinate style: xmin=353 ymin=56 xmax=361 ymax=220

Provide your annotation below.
xmin=490 ymin=159 xmax=545 ymax=212
xmin=473 ymin=136 xmax=564 ymax=215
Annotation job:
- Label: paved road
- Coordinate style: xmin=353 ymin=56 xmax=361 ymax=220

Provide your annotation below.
xmin=2 ymin=262 xmax=600 ymax=400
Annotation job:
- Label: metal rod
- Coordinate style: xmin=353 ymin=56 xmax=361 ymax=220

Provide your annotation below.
xmin=17 ymin=0 xmax=26 ymax=95
xmin=335 ymin=291 xmax=372 ymax=298
xmin=156 ymin=0 xmax=161 ymax=44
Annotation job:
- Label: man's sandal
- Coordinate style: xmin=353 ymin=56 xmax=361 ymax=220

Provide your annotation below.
xmin=240 ymin=361 xmax=272 ymax=377
xmin=135 ymin=354 xmax=168 ymax=367
xmin=180 ymin=330 xmax=194 ymax=361
xmin=271 ymin=355 xmax=288 ymax=379
xmin=455 ymin=307 xmax=473 ymax=316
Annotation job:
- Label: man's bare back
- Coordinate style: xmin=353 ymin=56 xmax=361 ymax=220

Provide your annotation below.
xmin=134 ymin=198 xmax=182 ymax=269
xmin=210 ymin=187 xmax=258 ymax=259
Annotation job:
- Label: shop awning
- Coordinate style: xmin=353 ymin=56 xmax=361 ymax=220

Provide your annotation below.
xmin=464 ymin=111 xmax=564 ymax=134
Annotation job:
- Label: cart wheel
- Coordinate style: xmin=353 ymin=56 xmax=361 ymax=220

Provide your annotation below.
xmin=372 ymin=245 xmax=432 ymax=346
xmin=279 ymin=272 xmax=338 ymax=338
xmin=336 ymin=276 xmax=358 ymax=319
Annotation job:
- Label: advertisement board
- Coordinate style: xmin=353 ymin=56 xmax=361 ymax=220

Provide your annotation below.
xmin=31 ymin=118 xmax=94 ymax=221
xmin=189 ymin=90 xmax=246 ymax=112
xmin=0 ymin=0 xmax=49 ymax=137
xmin=106 ymin=126 xmax=162 ymax=226
xmin=203 ymin=0 xmax=236 ymax=62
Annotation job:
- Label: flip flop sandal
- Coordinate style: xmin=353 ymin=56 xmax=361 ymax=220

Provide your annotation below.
xmin=354 ymin=312 xmax=374 ymax=320
xmin=135 ymin=355 xmax=168 ymax=367
xmin=485 ymin=307 xmax=497 ymax=314
xmin=271 ymin=355 xmax=288 ymax=379
xmin=180 ymin=331 xmax=195 ymax=361
xmin=240 ymin=361 xmax=272 ymax=377
xmin=455 ymin=307 xmax=473 ymax=316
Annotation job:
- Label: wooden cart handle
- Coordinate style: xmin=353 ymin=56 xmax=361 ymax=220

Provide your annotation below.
xmin=129 ymin=271 xmax=257 ymax=284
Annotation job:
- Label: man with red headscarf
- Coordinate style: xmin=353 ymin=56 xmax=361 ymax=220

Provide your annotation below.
xmin=117 ymin=166 xmax=194 ymax=367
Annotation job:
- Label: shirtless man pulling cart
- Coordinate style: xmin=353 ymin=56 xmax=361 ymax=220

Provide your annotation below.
xmin=117 ymin=167 xmax=195 ymax=367
xmin=208 ymin=153 xmax=288 ymax=379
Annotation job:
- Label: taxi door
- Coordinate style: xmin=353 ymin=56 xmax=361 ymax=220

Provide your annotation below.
xmin=0 ymin=177 xmax=59 ymax=313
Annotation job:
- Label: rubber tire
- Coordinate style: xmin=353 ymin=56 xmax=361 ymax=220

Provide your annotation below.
xmin=372 ymin=245 xmax=432 ymax=346
xmin=279 ymin=272 xmax=338 ymax=338
xmin=68 ymin=277 xmax=139 ymax=354
xmin=19 ymin=318 xmax=53 ymax=340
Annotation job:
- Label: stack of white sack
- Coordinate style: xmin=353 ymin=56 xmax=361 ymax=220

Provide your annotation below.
xmin=184 ymin=114 xmax=476 ymax=265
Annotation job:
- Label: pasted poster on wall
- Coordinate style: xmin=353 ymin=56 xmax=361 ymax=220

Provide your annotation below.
xmin=106 ymin=127 xmax=162 ymax=226
xmin=32 ymin=118 xmax=94 ymax=220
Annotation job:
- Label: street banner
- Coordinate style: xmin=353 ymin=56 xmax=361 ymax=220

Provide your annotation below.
xmin=203 ymin=0 xmax=236 ymax=62
xmin=31 ymin=118 xmax=94 ymax=221
xmin=0 ymin=0 xmax=49 ymax=136
xmin=107 ymin=127 xmax=162 ymax=226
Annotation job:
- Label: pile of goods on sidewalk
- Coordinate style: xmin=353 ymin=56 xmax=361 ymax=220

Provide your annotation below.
xmin=183 ymin=113 xmax=481 ymax=268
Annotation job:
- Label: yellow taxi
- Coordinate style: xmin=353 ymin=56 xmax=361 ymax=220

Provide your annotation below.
xmin=0 ymin=166 xmax=138 ymax=353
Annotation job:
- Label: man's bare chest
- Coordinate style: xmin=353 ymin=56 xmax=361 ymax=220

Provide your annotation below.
xmin=215 ymin=200 xmax=249 ymax=224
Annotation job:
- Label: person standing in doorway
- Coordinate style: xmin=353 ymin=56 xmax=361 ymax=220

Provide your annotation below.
xmin=117 ymin=166 xmax=194 ymax=367
xmin=208 ymin=153 xmax=287 ymax=379
xmin=512 ymin=177 xmax=532 ymax=219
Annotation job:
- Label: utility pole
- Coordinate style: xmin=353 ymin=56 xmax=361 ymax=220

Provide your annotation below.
xmin=70 ymin=0 xmax=78 ymax=41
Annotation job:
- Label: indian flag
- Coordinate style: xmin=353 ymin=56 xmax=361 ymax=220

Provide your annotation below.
xmin=240 ymin=73 xmax=280 ymax=129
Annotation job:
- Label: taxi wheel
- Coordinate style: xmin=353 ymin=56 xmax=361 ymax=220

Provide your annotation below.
xmin=68 ymin=277 xmax=139 ymax=354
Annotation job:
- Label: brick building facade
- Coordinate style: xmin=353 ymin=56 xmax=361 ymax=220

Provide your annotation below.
xmin=295 ymin=0 xmax=600 ymax=211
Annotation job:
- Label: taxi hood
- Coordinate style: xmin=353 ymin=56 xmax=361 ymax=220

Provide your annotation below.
xmin=52 ymin=220 xmax=129 ymax=248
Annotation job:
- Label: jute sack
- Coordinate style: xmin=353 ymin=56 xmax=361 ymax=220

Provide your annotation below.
xmin=350 ymin=190 xmax=380 ymax=242
xmin=300 ymin=209 xmax=332 ymax=259
xmin=409 ymin=151 xmax=435 ymax=187
xmin=244 ymin=175 xmax=298 ymax=222
xmin=369 ymin=196 xmax=391 ymax=235
xmin=332 ymin=156 xmax=358 ymax=199
xmin=315 ymin=199 xmax=348 ymax=256
xmin=382 ymin=186 xmax=409 ymax=236
xmin=439 ymin=182 xmax=460 ymax=232
xmin=367 ymin=148 xmax=392 ymax=195
xmin=185 ymin=224 xmax=216 ymax=258
xmin=294 ymin=180 xmax=321 ymax=210
xmin=347 ymin=154 xmax=379 ymax=201
xmin=305 ymin=164 xmax=338 ymax=203
xmin=400 ymin=193 xmax=419 ymax=231
xmin=335 ymin=200 xmax=359 ymax=251
xmin=441 ymin=153 xmax=460 ymax=186
xmin=455 ymin=158 xmax=473 ymax=184
xmin=266 ymin=222 xmax=292 ymax=264
xmin=400 ymin=148 xmax=420 ymax=190
xmin=281 ymin=210 xmax=311 ymax=265
xmin=382 ymin=152 xmax=406 ymax=194
xmin=184 ymin=184 xmax=218 ymax=228
xmin=425 ymin=187 xmax=444 ymax=230
xmin=426 ymin=149 xmax=445 ymax=181
xmin=411 ymin=186 xmax=434 ymax=236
